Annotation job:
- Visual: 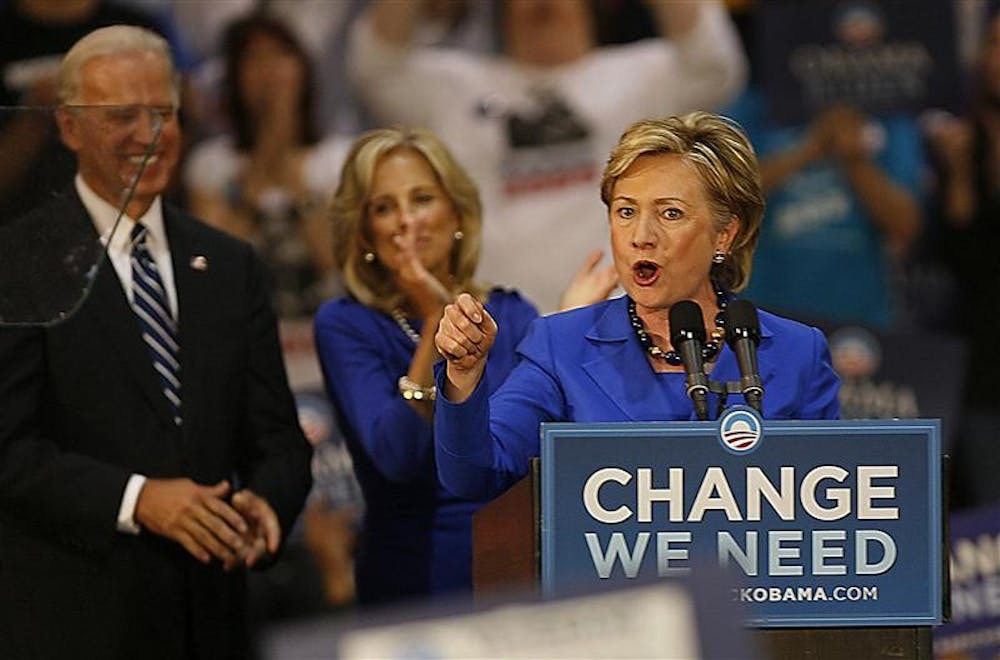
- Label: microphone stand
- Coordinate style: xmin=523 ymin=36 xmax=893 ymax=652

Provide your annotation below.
xmin=668 ymin=300 xmax=711 ymax=421
xmin=678 ymin=340 xmax=710 ymax=421
xmin=707 ymin=379 xmax=749 ymax=419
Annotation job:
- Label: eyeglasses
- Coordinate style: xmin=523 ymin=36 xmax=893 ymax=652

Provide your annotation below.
xmin=62 ymin=104 xmax=177 ymax=129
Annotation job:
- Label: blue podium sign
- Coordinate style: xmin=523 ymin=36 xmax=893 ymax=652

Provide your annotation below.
xmin=539 ymin=411 xmax=942 ymax=627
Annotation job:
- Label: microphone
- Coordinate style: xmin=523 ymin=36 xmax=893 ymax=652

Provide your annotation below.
xmin=669 ymin=300 xmax=710 ymax=421
xmin=724 ymin=299 xmax=764 ymax=412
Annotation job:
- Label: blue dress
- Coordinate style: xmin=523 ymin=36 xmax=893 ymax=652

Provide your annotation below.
xmin=314 ymin=288 xmax=538 ymax=605
xmin=434 ymin=296 xmax=841 ymax=500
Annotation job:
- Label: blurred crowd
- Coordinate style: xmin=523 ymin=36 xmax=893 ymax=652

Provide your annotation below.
xmin=2 ymin=0 xmax=1000 ymax=638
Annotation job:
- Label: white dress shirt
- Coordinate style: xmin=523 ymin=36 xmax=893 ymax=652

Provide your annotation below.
xmin=75 ymin=175 xmax=176 ymax=534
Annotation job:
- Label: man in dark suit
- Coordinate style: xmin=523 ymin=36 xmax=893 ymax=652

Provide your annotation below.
xmin=0 ymin=25 xmax=312 ymax=658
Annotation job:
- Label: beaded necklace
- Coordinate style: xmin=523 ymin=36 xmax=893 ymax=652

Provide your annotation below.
xmin=391 ymin=308 xmax=421 ymax=344
xmin=627 ymin=281 xmax=729 ymax=366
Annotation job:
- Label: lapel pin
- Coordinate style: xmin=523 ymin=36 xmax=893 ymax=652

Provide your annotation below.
xmin=190 ymin=255 xmax=209 ymax=271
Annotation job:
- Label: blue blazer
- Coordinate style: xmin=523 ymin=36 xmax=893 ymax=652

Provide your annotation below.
xmin=435 ymin=296 xmax=840 ymax=500
xmin=315 ymin=288 xmax=538 ymax=605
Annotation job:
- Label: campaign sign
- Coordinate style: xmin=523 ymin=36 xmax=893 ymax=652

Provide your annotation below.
xmin=539 ymin=411 xmax=942 ymax=627
xmin=814 ymin=322 xmax=966 ymax=452
xmin=757 ymin=0 xmax=959 ymax=123
xmin=933 ymin=503 xmax=1000 ymax=659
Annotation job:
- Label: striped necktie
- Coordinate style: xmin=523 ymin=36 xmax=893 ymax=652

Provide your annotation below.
xmin=130 ymin=223 xmax=181 ymax=425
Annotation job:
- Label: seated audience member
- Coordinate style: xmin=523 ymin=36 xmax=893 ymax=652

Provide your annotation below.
xmin=184 ymin=12 xmax=349 ymax=318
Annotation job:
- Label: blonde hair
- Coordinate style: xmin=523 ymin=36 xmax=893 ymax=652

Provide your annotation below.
xmin=331 ymin=127 xmax=485 ymax=312
xmin=59 ymin=25 xmax=180 ymax=106
xmin=601 ymin=111 xmax=764 ymax=292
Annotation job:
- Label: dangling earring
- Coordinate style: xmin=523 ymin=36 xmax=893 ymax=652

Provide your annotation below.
xmin=453 ymin=230 xmax=464 ymax=241
xmin=363 ymin=251 xmax=376 ymax=263
xmin=712 ymin=249 xmax=726 ymax=264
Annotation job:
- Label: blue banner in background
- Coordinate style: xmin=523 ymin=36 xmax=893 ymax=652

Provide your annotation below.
xmin=540 ymin=415 xmax=942 ymax=627
xmin=813 ymin=322 xmax=967 ymax=451
xmin=935 ymin=503 xmax=1000 ymax=659
xmin=758 ymin=0 xmax=959 ymax=123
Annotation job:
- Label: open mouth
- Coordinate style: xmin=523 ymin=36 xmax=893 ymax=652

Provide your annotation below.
xmin=120 ymin=153 xmax=164 ymax=187
xmin=127 ymin=154 xmax=160 ymax=165
xmin=632 ymin=260 xmax=660 ymax=286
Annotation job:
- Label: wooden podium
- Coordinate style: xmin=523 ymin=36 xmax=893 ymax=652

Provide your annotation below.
xmin=472 ymin=462 xmax=934 ymax=660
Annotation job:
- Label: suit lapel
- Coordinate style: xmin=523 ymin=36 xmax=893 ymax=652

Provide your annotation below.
xmin=579 ymin=298 xmax=781 ymax=419
xmin=752 ymin=313 xmax=779 ymax=402
xmin=581 ymin=298 xmax=678 ymax=420
xmin=70 ymin=198 xmax=175 ymax=425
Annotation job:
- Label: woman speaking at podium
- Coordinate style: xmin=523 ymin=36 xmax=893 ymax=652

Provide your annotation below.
xmin=433 ymin=111 xmax=841 ymax=501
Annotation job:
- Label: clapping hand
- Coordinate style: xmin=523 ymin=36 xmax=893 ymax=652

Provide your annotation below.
xmin=391 ymin=222 xmax=452 ymax=319
xmin=924 ymin=111 xmax=973 ymax=173
xmin=812 ymin=104 xmax=871 ymax=163
xmin=558 ymin=249 xmax=618 ymax=311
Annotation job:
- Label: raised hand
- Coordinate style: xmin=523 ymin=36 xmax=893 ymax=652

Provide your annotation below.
xmin=134 ymin=479 xmax=249 ymax=570
xmin=391 ymin=221 xmax=452 ymax=319
xmin=436 ymin=292 xmax=497 ymax=402
xmin=814 ymin=105 xmax=870 ymax=163
xmin=924 ymin=111 xmax=975 ymax=227
xmin=558 ymin=249 xmax=618 ymax=311
xmin=924 ymin=112 xmax=973 ymax=172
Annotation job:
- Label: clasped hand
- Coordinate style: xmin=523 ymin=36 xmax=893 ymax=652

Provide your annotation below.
xmin=135 ymin=478 xmax=281 ymax=571
xmin=435 ymin=293 xmax=498 ymax=401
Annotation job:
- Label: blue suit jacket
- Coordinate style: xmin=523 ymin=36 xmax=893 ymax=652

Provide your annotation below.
xmin=435 ymin=296 xmax=840 ymax=500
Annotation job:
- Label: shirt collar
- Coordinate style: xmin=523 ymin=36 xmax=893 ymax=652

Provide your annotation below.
xmin=75 ymin=174 xmax=166 ymax=253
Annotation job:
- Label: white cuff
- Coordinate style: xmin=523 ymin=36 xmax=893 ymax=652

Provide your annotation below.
xmin=116 ymin=473 xmax=147 ymax=534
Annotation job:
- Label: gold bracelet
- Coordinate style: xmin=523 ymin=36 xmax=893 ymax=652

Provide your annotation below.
xmin=398 ymin=375 xmax=436 ymax=401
